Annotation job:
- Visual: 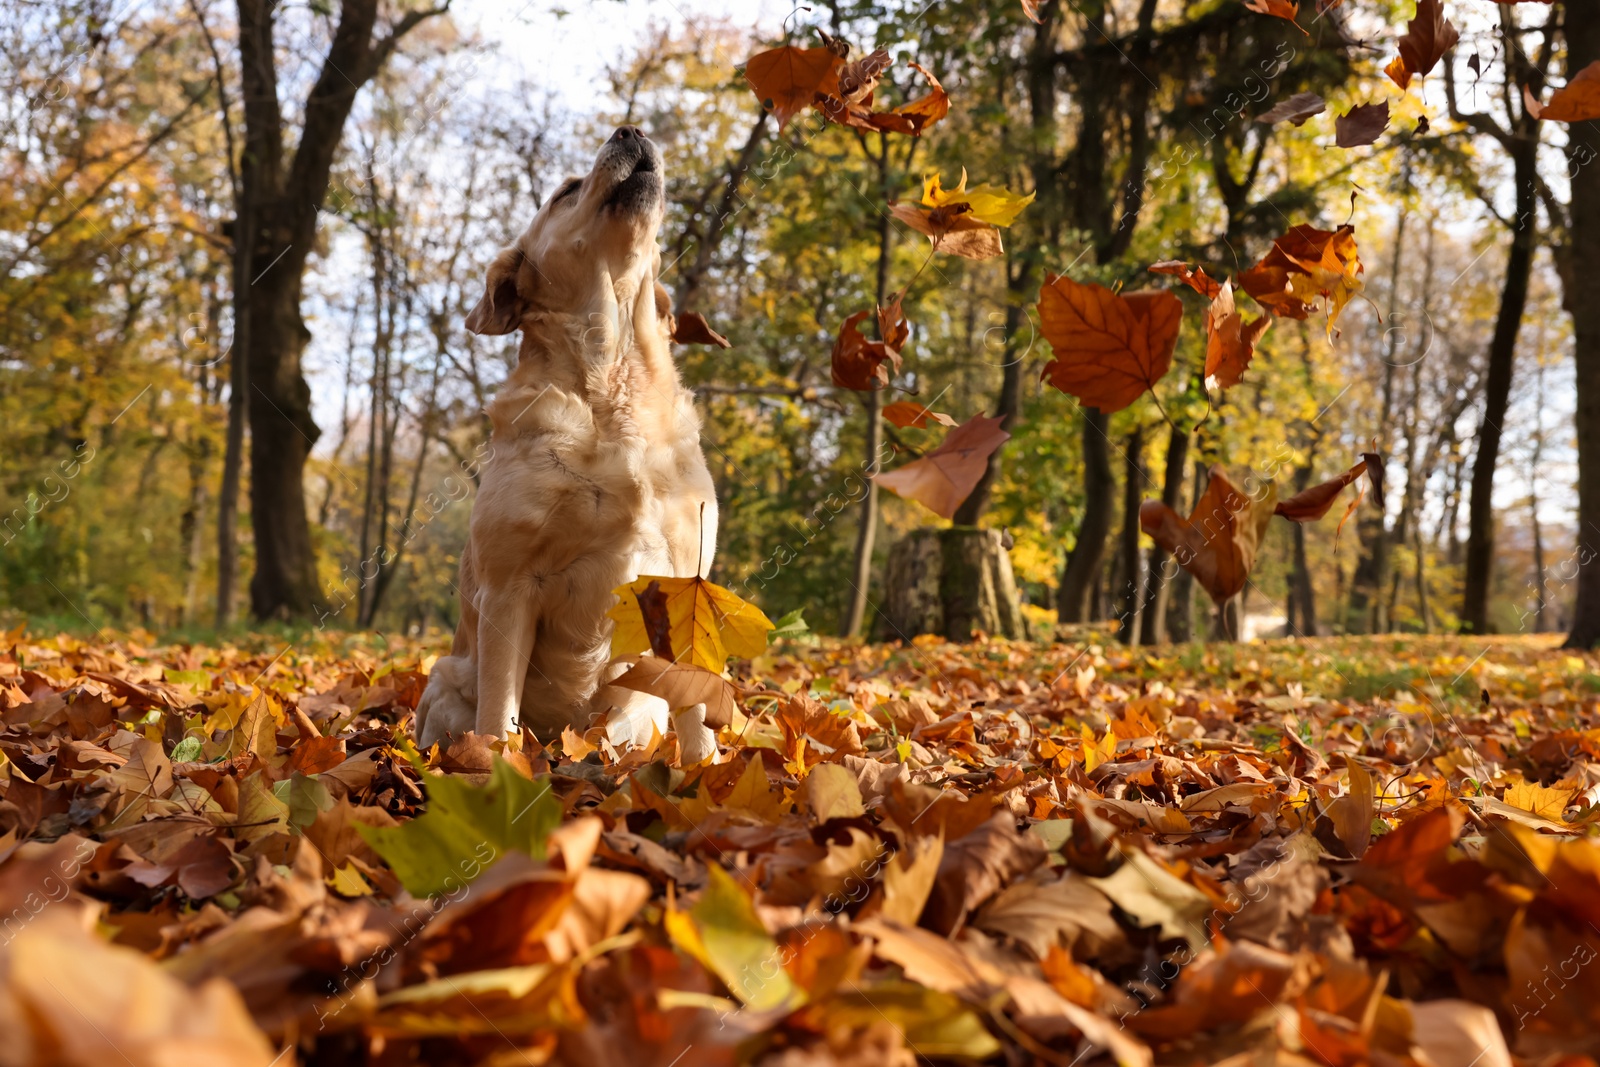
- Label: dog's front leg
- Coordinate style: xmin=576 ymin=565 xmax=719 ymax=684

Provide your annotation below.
xmin=474 ymin=587 xmax=535 ymax=738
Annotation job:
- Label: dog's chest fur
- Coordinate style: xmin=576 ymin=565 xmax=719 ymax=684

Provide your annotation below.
xmin=479 ymin=339 xmax=711 ymax=587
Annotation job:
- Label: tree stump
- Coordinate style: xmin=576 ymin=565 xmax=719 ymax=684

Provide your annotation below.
xmin=881 ymin=527 xmax=1028 ymax=641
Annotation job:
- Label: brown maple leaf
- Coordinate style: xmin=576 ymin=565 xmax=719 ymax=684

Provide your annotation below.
xmin=1038 ymin=274 xmax=1184 ymax=413
xmin=875 ymin=412 xmax=1010 ymax=519
xmin=1526 ymin=60 xmax=1600 ymax=123
xmin=1139 ymin=466 xmax=1278 ymax=604
xmin=744 ymin=45 xmax=843 ymax=131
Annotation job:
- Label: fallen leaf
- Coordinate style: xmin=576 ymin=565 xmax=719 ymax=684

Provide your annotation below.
xmin=1237 ymin=222 xmax=1365 ymax=332
xmin=888 ymin=201 xmax=1004 ymax=259
xmin=1390 ymin=0 xmax=1460 ymax=91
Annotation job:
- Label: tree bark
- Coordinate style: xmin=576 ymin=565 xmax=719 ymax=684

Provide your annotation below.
xmin=1288 ymin=465 xmax=1320 ymax=637
xmin=1461 ymin=151 xmax=1536 ymax=633
xmin=883 ymin=528 xmax=1027 ymax=641
xmin=843 ymin=133 xmax=894 ymax=637
xmin=234 ymin=0 xmax=447 ymax=620
xmin=1567 ymin=4 xmax=1600 ymax=647
xmin=1114 ymin=429 xmax=1145 ymax=645
xmin=1057 ymin=408 xmax=1114 ymax=622
xmin=1140 ymin=420 xmax=1189 ymax=645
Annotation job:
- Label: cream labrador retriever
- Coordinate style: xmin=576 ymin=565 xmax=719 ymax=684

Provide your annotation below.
xmin=415 ymin=126 xmax=718 ymax=747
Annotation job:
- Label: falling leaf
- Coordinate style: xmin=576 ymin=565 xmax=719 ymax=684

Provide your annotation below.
xmin=889 ymin=201 xmax=1004 ymax=259
xmin=1148 ymin=259 xmax=1224 ymax=298
xmin=744 ymin=45 xmax=843 ymax=131
xmin=1139 ymin=466 xmax=1278 ymax=603
xmin=881 ymin=400 xmax=958 ymax=428
xmin=831 ymin=308 xmax=904 ymax=390
xmin=1256 ymin=91 xmax=1326 ymax=126
xmin=921 ymin=169 xmax=1035 ymax=227
xmin=1335 ymin=100 xmax=1390 ymax=147
xmin=1237 ymin=222 xmax=1365 ymax=332
xmin=1021 ymin=0 xmax=1045 ymax=22
xmin=1526 ymin=60 xmax=1600 ymax=122
xmin=874 ymin=412 xmax=1011 ymax=519
xmin=671 ymin=312 xmax=731 ymax=348
xmin=1389 ymin=0 xmax=1460 ymax=91
xmin=1274 ymin=457 xmax=1372 ymax=522
xmin=1244 ymin=0 xmax=1309 ymax=35
xmin=608 ymin=574 xmax=774 ymax=672
xmin=817 ymin=58 xmax=951 ymax=136
xmin=1203 ymin=282 xmax=1271 ymax=391
xmin=1038 ymin=274 xmax=1184 ymax=413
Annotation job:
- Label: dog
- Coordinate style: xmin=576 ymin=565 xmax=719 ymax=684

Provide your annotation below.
xmin=414 ymin=126 xmax=718 ymax=748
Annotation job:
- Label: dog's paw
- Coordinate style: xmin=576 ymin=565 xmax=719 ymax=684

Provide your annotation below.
xmin=415 ymin=656 xmax=477 ymax=749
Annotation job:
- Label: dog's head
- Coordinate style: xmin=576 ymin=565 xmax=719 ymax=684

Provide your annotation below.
xmin=465 ymin=126 xmax=667 ymax=346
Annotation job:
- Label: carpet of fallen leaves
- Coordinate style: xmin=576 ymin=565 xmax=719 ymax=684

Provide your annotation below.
xmin=4 ymin=627 xmax=1600 ymax=1066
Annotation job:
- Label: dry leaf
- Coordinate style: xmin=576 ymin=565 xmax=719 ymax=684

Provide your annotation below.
xmin=874 ymin=412 xmax=1011 ymax=519
xmin=1139 ymin=466 xmax=1278 ymax=604
xmin=1038 ymin=275 xmax=1184 ymax=413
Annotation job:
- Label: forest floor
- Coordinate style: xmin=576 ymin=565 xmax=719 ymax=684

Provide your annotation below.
xmin=2 ymin=626 xmax=1599 ymax=1066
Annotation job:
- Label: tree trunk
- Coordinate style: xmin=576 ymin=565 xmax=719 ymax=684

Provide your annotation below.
xmin=1057 ymin=408 xmax=1114 ymax=622
xmin=843 ymin=134 xmax=895 ymax=638
xmin=234 ymin=0 xmax=445 ymax=620
xmin=882 ymin=528 xmax=1027 ymax=641
xmin=1462 ymin=143 xmax=1538 ymax=634
xmin=1567 ymin=9 xmax=1600 ymax=647
xmin=1140 ymin=420 xmax=1189 ymax=645
xmin=1288 ymin=465 xmax=1320 ymax=637
xmin=1114 ymin=428 xmax=1145 ymax=645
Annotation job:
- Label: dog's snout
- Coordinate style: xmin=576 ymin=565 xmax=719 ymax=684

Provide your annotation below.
xmin=610 ymin=125 xmax=645 ymax=143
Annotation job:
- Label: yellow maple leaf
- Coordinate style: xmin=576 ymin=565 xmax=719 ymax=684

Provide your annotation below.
xmin=1503 ymin=780 xmax=1574 ymax=821
xmin=608 ymin=575 xmax=774 ymax=673
xmin=921 ymin=168 xmax=1035 ymax=227
xmin=1081 ymin=724 xmax=1117 ymax=773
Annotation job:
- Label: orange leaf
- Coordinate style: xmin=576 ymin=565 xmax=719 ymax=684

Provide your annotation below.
xmin=1385 ymin=56 xmax=1414 ymax=91
xmin=1148 ymin=259 xmax=1223 ymax=299
xmin=744 ymin=46 xmax=842 ymax=131
xmin=1203 ymin=283 xmax=1271 ymax=391
xmin=831 ymin=309 xmax=903 ymax=391
xmin=1139 ymin=466 xmax=1278 ymax=604
xmin=1274 ymin=458 xmax=1369 ymax=523
xmin=1527 ymin=60 xmax=1600 ymax=123
xmin=882 ymin=401 xmax=957 ymax=429
xmin=1244 ymin=0 xmax=1308 ymax=35
xmin=875 ymin=413 xmax=1010 ymax=519
xmin=1037 ymin=274 xmax=1183 ymax=414
xmin=1237 ymin=223 xmax=1364 ymax=331
xmin=1396 ymin=0 xmax=1460 ymax=84
xmin=817 ymin=60 xmax=950 ymax=137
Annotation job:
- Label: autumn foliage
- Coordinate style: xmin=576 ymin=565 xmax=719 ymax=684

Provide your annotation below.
xmin=4 ymin=627 xmax=1600 ymax=1063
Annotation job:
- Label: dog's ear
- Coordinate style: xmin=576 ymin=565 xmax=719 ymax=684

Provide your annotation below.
xmin=653 ymin=281 xmax=676 ymax=336
xmin=465 ymin=248 xmax=528 ymax=335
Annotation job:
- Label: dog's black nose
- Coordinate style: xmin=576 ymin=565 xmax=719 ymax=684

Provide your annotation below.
xmin=610 ymin=125 xmax=644 ymax=142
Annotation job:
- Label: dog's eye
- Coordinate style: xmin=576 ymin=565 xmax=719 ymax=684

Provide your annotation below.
xmin=551 ymin=179 xmax=581 ymax=205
